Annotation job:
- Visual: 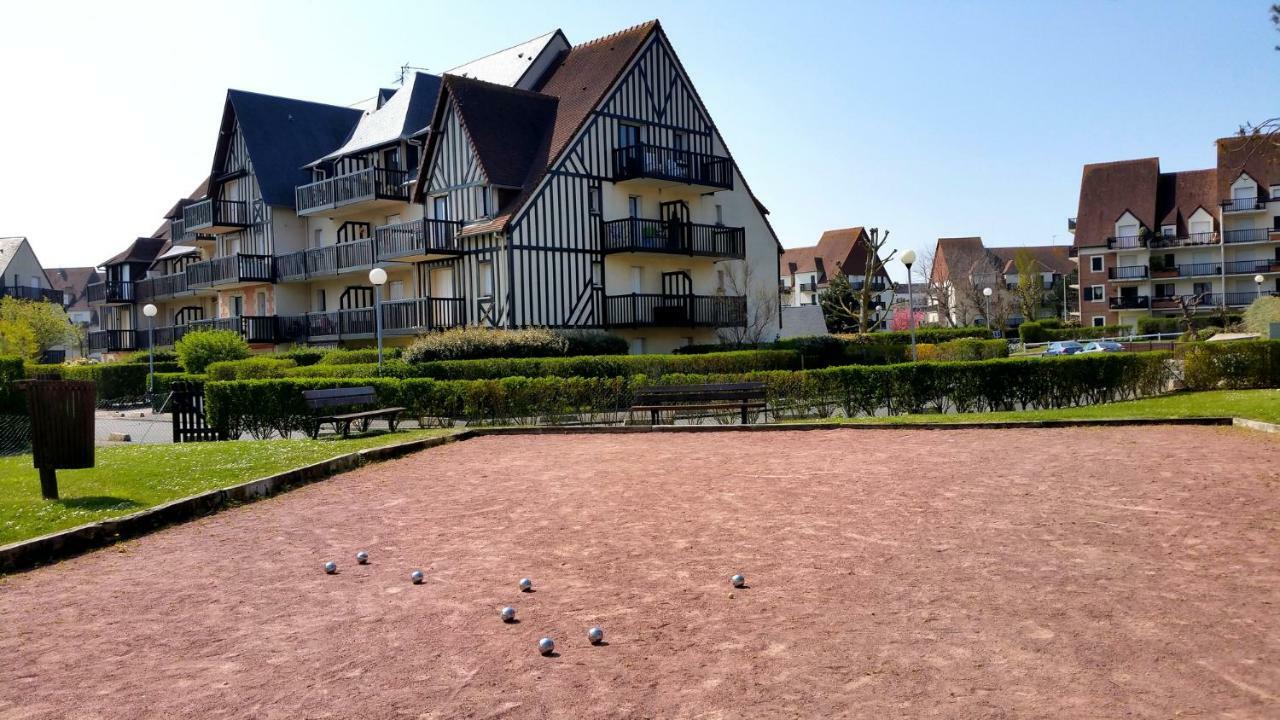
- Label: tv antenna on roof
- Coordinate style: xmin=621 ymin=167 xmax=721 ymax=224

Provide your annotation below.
xmin=398 ymin=64 xmax=431 ymax=85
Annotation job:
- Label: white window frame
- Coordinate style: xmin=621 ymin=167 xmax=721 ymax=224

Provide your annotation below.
xmin=1090 ymin=284 xmax=1104 ymax=301
xmin=1091 ymin=316 xmax=1106 ymax=327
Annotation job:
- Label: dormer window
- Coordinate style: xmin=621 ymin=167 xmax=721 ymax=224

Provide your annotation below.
xmin=1161 ymin=225 xmax=1175 ymax=237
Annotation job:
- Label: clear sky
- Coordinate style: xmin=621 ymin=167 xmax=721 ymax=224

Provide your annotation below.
xmin=3 ymin=0 xmax=1277 ymax=280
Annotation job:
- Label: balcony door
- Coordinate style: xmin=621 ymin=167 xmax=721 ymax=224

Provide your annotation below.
xmin=662 ymin=271 xmax=692 ymax=297
xmin=432 ymin=195 xmax=449 ymax=222
xmin=660 ymin=200 xmax=690 ymax=252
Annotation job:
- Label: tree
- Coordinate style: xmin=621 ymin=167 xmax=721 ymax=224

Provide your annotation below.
xmin=0 ymin=297 xmax=76 ymax=360
xmin=853 ymin=228 xmax=896 ymax=332
xmin=1237 ymin=5 xmax=1280 ymax=147
xmin=717 ymin=261 xmax=780 ymax=346
xmin=818 ymin=270 xmax=861 ymax=334
xmin=917 ymin=249 xmax=956 ymax=327
xmin=1012 ymin=249 xmax=1045 ymax=322
xmin=1174 ymin=293 xmax=1208 ymax=333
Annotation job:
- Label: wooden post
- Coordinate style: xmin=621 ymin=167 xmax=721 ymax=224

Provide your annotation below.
xmin=39 ymin=468 xmax=58 ymax=500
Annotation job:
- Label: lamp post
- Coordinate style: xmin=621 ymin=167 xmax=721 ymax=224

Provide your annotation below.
xmin=1256 ymin=274 xmax=1265 ymax=301
xmin=368 ymin=268 xmax=388 ymax=372
xmin=982 ymin=287 xmax=993 ymax=337
xmin=142 ymin=303 xmax=158 ymax=400
xmin=901 ymin=250 xmax=917 ymax=360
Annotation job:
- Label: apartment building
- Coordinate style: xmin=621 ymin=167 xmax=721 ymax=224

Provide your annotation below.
xmin=928 ymin=236 xmax=1073 ymax=327
xmin=0 ymin=237 xmax=61 ymax=304
xmin=779 ymin=228 xmax=894 ymax=316
xmin=88 ymin=21 xmax=780 ymax=355
xmin=1070 ymin=137 xmax=1280 ymax=328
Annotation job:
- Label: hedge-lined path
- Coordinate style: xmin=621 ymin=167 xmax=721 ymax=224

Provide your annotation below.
xmin=1 ymin=427 xmax=1277 ymax=717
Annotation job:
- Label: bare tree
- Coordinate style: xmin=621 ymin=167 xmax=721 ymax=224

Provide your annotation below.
xmin=718 ymin=260 xmax=780 ymax=346
xmin=917 ymin=249 xmax=956 ymax=327
xmin=854 ymin=228 xmax=896 ymax=332
xmin=1174 ymin=293 xmax=1208 ymax=334
xmin=1237 ymin=6 xmax=1280 ymax=149
xmin=1012 ymin=249 xmax=1045 ymax=322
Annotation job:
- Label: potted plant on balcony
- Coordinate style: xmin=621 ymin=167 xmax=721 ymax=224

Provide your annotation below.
xmin=1149 ymin=256 xmax=1179 ymax=279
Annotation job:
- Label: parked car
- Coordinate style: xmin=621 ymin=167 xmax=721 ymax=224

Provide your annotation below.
xmin=1081 ymin=341 xmax=1124 ymax=353
xmin=1043 ymin=341 xmax=1084 ymax=356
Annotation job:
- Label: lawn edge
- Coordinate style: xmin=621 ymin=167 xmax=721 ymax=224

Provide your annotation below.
xmin=471 ymin=416 xmax=1235 ymax=434
xmin=0 ymin=430 xmax=472 ymax=575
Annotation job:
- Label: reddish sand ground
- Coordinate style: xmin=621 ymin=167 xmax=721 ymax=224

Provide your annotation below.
xmin=1 ymin=427 xmax=1279 ymax=719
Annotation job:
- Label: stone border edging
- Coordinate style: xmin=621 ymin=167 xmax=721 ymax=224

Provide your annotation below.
xmin=0 ymin=416 xmax=1259 ymax=575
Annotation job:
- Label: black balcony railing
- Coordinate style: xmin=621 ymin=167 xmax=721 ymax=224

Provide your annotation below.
xmin=1224 ymin=290 xmax=1280 ymax=306
xmin=1176 ymin=262 xmax=1222 ymax=277
xmin=612 ymin=144 xmax=733 ymax=190
xmin=2 ymin=284 xmax=64 ymax=304
xmin=1223 ymin=227 xmax=1270 ymax=244
xmin=275 ymin=241 xmax=381 ymax=282
xmin=183 ymin=198 xmax=250 ymax=233
xmin=1108 ymin=295 xmax=1150 ymax=310
xmin=600 ymin=218 xmax=745 ymax=259
xmin=148 ymin=272 xmax=189 ymax=300
xmin=87 ymin=280 xmax=135 ymax=304
xmin=1106 ymin=235 xmax=1146 ymax=249
xmin=1221 ymin=196 xmax=1266 ymax=212
xmin=88 ymin=329 xmax=138 ymax=353
xmin=188 ymin=254 xmax=274 ymax=287
xmin=374 ymin=218 xmax=463 ymax=261
xmin=296 ymin=167 xmax=410 ymax=215
xmin=1108 ymin=265 xmax=1149 ymax=280
xmin=849 ymin=278 xmax=888 ymax=292
xmin=604 ymin=293 xmax=746 ymax=328
xmin=1148 ymin=232 xmax=1218 ymax=249
xmin=798 ymin=281 xmax=819 ymax=292
xmin=1225 ymin=258 xmax=1280 ymax=275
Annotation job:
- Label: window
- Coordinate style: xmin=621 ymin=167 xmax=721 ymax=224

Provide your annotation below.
xmin=1092 ymin=316 xmax=1106 ymax=327
xmin=315 ymin=289 xmax=326 ymax=312
xmin=478 ymin=261 xmax=494 ymax=298
xmin=629 ymin=266 xmax=643 ymax=293
xmin=588 ymin=186 xmax=601 ymax=215
xmin=618 ymin=123 xmax=641 ymax=148
xmin=1090 ymin=256 xmax=1103 ymax=273
xmin=231 ymin=295 xmax=243 ymax=317
xmin=481 ymin=187 xmax=492 ymax=217
xmin=715 ymin=204 xmax=724 ymax=226
xmin=312 ymin=229 xmax=322 ymax=248
xmin=1155 ymin=283 xmax=1175 ymax=298
xmin=255 ymin=291 xmax=267 ymax=316
xmin=672 ymin=132 xmax=685 ymax=151
xmin=627 ymin=196 xmax=641 ymax=218
xmin=1090 ymin=284 xmax=1104 ymax=301
xmin=432 ymin=195 xmax=448 ymax=221
xmin=1193 ymin=281 xmax=1212 ymax=297
xmin=630 ymin=337 xmax=646 ymax=355
xmin=385 ymin=214 xmax=401 ymax=226
xmin=381 ymin=147 xmax=400 ymax=171
xmin=591 ymin=261 xmax=602 ymax=288
xmin=716 ymin=269 xmax=726 ymax=292
xmin=1161 ymin=225 xmax=1175 ymax=237
xmin=389 ymin=280 xmax=405 ymax=301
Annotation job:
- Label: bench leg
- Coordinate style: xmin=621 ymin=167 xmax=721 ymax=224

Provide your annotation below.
xmin=741 ymin=402 xmax=749 ymax=425
xmin=341 ymin=420 xmax=352 ymax=438
xmin=387 ymin=414 xmax=400 ymax=432
xmin=651 ymin=409 xmax=660 ymax=426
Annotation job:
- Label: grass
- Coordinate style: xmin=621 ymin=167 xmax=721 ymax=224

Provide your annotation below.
xmin=824 ymin=389 xmax=1280 ymax=426
xmin=0 ymin=428 xmax=453 ymax=546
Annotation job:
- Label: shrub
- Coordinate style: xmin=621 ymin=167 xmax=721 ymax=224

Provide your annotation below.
xmin=175 ymin=330 xmax=250 ymax=373
xmin=286 ymin=359 xmax=414 ymax=379
xmin=1019 ymin=321 xmax=1130 ymax=343
xmin=1243 ymin=296 xmax=1280 ymax=339
xmin=404 ymin=327 xmax=569 ymax=363
xmin=0 ymin=355 xmax=25 ymax=414
xmin=1176 ymin=340 xmax=1280 ymax=391
xmin=206 ymin=357 xmax=298 ymax=381
xmin=121 ymin=349 xmax=179 ymax=365
xmin=319 ymin=347 xmax=402 ymax=365
xmin=274 ymin=346 xmax=326 ymax=367
xmin=25 ymin=361 xmax=183 ymax=401
xmin=555 ymin=330 xmax=629 ymax=356
xmin=933 ymin=338 xmax=1008 ymax=362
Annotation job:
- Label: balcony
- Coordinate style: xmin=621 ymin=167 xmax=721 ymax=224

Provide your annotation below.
xmin=1224 ymin=290 xmax=1280 ymax=306
xmin=374 ymin=218 xmax=463 ymax=262
xmin=274 ymin=240 xmax=375 ymax=282
xmin=186 ymin=253 xmax=274 ymax=288
xmin=149 ymin=272 xmax=190 ymax=300
xmin=1108 ymin=265 xmax=1148 ymax=281
xmin=1148 ymin=232 xmax=1218 ymax=249
xmin=1223 ymin=228 xmax=1270 ymax=244
xmin=1 ymin=284 xmax=64 ymax=304
xmin=284 ymin=298 xmax=466 ymax=341
xmin=601 ymin=218 xmax=745 ymax=259
xmin=604 ymin=293 xmax=746 ymax=328
xmin=1221 ymin=196 xmax=1266 ymax=213
xmin=183 ymin=198 xmax=250 ymax=234
xmin=1225 ymin=258 xmax=1280 ymax=275
xmin=797 ymin=281 xmax=819 ymax=293
xmin=88 ymin=329 xmax=139 ymax=353
xmin=296 ymin=167 xmax=410 ymax=216
xmin=1106 ymin=235 xmax=1145 ymax=250
xmin=850 ymin=278 xmax=887 ymax=292
xmin=1175 ymin=262 xmax=1221 ymax=278
xmin=1109 ymin=295 xmax=1150 ymax=310
xmin=612 ymin=144 xmax=733 ymax=191
xmin=86 ymin=280 xmax=135 ymax=304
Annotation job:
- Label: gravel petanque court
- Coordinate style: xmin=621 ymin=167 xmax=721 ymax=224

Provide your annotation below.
xmin=1 ymin=426 xmax=1278 ymax=718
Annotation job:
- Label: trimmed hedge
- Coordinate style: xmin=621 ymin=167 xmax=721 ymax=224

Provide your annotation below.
xmin=318 ymin=347 xmax=402 ymax=365
xmin=676 ymin=328 xmax=992 ymax=356
xmin=1018 ymin=321 xmax=1130 ymax=343
xmin=274 ymin=347 xmax=326 ymax=367
xmin=1136 ymin=315 xmax=1244 ymax=335
xmin=0 ymin=356 xmax=25 ymax=414
xmin=206 ymin=357 xmax=298 ymax=381
xmin=1176 ymin=340 xmax=1280 ymax=391
xmin=557 ymin=330 xmax=629 ymax=357
xmin=175 ymin=329 xmax=250 ymax=373
xmin=404 ymin=327 xmax=570 ymax=363
xmin=25 ymin=361 xmax=182 ymax=401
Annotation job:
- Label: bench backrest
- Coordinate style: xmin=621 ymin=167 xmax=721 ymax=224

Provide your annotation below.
xmin=633 ymin=382 xmax=766 ymax=405
xmin=303 ymin=386 xmax=379 ymax=410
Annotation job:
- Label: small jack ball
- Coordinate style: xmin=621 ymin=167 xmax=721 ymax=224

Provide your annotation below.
xmin=731 ymin=574 xmax=745 ymax=588
xmin=355 ymin=551 xmax=369 ymax=565
xmin=587 ymin=627 xmax=604 ymax=645
xmin=324 ymin=561 xmax=337 ymax=574
xmin=410 ymin=570 xmax=424 ymax=584
xmin=519 ymin=577 xmax=532 ymax=592
xmin=500 ymin=606 xmax=516 ymax=623
xmin=538 ymin=637 xmax=555 ymax=656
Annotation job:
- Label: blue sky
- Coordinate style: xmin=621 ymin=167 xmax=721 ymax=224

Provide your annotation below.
xmin=3 ymin=0 xmax=1277 ymax=278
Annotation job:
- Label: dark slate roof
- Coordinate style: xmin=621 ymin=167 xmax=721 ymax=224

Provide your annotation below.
xmin=447 ymin=75 xmax=557 ymax=188
xmin=310 ymin=72 xmax=443 ymax=166
xmin=101 ymin=237 xmax=167 ymax=267
xmin=217 ymin=90 xmax=363 ymax=207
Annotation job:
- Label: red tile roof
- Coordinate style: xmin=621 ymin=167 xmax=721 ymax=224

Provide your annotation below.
xmin=1216 ymin=134 xmax=1280 ymax=201
xmin=780 ymin=227 xmax=889 ymax=284
xmin=1072 ymin=158 xmax=1160 ymax=249
xmin=1156 ymin=168 xmax=1218 ymax=232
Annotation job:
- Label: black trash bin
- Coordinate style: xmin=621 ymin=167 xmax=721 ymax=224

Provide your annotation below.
xmin=21 ymin=379 xmax=95 ymax=500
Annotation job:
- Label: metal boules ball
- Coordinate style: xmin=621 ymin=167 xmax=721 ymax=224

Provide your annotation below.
xmin=355 ymin=551 xmax=369 ymax=565
xmin=587 ymin=626 xmax=604 ymax=645
xmin=324 ymin=561 xmax=337 ymax=574
xmin=410 ymin=570 xmax=424 ymax=584
xmin=538 ymin=637 xmax=555 ymax=656
xmin=519 ymin=577 xmax=533 ymax=592
xmin=731 ymin=574 xmax=745 ymax=588
xmin=500 ymin=606 xmax=516 ymax=623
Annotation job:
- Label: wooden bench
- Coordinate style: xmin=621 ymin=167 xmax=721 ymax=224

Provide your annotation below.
xmin=302 ymin=386 xmax=406 ymax=439
xmin=630 ymin=382 xmax=768 ymax=425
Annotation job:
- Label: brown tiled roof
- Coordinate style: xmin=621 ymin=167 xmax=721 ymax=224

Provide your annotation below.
xmin=1215 ymin=134 xmax=1280 ymax=201
xmin=1156 ymin=168 xmax=1218 ymax=231
xmin=43 ymin=267 xmax=100 ymax=312
xmin=988 ymin=245 xmax=1073 ymax=276
xmin=931 ymin=236 xmax=986 ymax=284
xmin=780 ymin=227 xmax=888 ymax=284
xmin=1072 ymin=158 xmax=1160 ymax=249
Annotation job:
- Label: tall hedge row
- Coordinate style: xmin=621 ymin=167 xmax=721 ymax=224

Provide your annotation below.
xmin=1176 ymin=340 xmax=1280 ymax=391
xmin=1018 ymin=321 xmax=1131 ymax=343
xmin=24 ymin=361 xmax=182 ymax=400
xmin=0 ymin=356 xmax=25 ymax=414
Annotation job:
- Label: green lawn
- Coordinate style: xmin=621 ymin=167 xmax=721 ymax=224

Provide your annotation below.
xmin=0 ymin=429 xmax=454 ymax=546
xmin=825 ymin=389 xmax=1280 ymax=426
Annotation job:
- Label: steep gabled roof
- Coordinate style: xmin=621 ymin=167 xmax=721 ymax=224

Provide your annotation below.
xmin=44 ymin=267 xmax=100 ymax=312
xmin=931 ymin=236 xmax=987 ymax=284
xmin=0 ymin=237 xmax=32 ymax=279
xmin=213 ymin=90 xmax=363 ymax=207
xmin=446 ymin=30 xmax=570 ymax=89
xmin=309 ymin=72 xmax=443 ymax=166
xmin=988 ymin=245 xmax=1073 ymax=276
xmin=1072 ymin=157 xmax=1161 ymax=248
xmin=1156 ymin=168 xmax=1218 ymax=231
xmin=1216 ymin=134 xmax=1280 ymax=200
xmin=101 ymin=237 xmax=167 ymax=268
xmin=780 ymin=228 xmax=888 ymax=284
xmin=447 ymin=76 xmax=557 ymax=188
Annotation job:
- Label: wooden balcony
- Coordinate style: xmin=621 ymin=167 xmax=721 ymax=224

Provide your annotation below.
xmin=274 ymin=240 xmax=376 ymax=282
xmin=187 ymin=254 xmax=273 ymax=288
xmin=88 ymin=329 xmax=138 ymax=353
xmin=183 ymin=198 xmax=250 ymax=234
xmin=601 ymin=218 xmax=745 ymax=259
xmin=296 ymin=167 xmax=410 ymax=216
xmin=297 ymin=298 xmax=467 ymax=340
xmin=612 ymin=144 xmax=733 ymax=191
xmin=374 ymin=218 xmax=465 ymax=262
xmin=604 ymin=293 xmax=746 ymax=328
xmin=86 ymin=280 xmax=135 ymax=305
xmin=1 ymin=284 xmax=64 ymax=304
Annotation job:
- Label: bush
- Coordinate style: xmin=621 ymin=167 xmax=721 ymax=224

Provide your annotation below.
xmin=555 ymin=330 xmax=629 ymax=356
xmin=274 ymin=346 xmax=327 ymax=367
xmin=175 ymin=330 xmax=250 ymax=373
xmin=1137 ymin=314 xmax=1244 ymax=335
xmin=286 ymin=360 xmax=414 ymax=379
xmin=1243 ymin=296 xmax=1280 ymax=339
xmin=1019 ymin=321 xmax=1129 ymax=343
xmin=121 ymin=349 xmax=179 ymax=364
xmin=206 ymin=357 xmax=298 ymax=381
xmin=933 ymin=338 xmax=1008 ymax=361
xmin=1176 ymin=340 xmax=1280 ymax=391
xmin=0 ymin=356 xmax=25 ymax=414
xmin=404 ymin=327 xmax=570 ymax=363
xmin=150 ymin=372 xmax=206 ymax=411
xmin=26 ymin=361 xmax=183 ymax=401
xmin=318 ymin=347 xmax=402 ymax=365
